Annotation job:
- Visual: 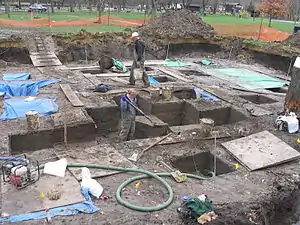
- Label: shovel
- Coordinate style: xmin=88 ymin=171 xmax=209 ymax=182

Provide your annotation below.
xmin=124 ymin=98 xmax=155 ymax=125
xmin=156 ymin=156 xmax=187 ymax=183
xmin=128 ymin=133 xmax=173 ymax=162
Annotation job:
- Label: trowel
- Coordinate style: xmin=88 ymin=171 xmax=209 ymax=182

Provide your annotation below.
xmin=156 ymin=156 xmax=187 ymax=183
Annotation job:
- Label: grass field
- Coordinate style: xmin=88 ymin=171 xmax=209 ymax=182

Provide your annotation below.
xmin=0 ymin=11 xmax=297 ymax=34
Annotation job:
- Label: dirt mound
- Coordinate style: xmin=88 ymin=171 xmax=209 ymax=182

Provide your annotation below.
xmin=282 ymin=31 xmax=300 ymax=47
xmin=139 ymin=9 xmax=215 ymax=40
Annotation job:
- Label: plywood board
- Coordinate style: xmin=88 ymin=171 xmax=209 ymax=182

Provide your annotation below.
xmin=65 ymin=144 xmax=137 ymax=180
xmin=222 ymin=130 xmax=300 ymax=171
xmin=2 ymin=171 xmax=84 ymax=215
xmin=60 ymin=84 xmax=84 ymax=107
xmin=158 ymin=67 xmax=191 ymax=83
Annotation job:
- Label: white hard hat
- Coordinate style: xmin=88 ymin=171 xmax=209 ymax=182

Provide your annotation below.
xmin=131 ymin=32 xmax=139 ymax=38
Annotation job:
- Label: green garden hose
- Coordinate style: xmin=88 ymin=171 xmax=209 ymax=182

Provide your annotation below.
xmin=66 ymin=163 xmax=208 ymax=212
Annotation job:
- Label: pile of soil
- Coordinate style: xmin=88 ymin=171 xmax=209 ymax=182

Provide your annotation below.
xmin=139 ymin=9 xmax=215 ymax=40
xmin=282 ymin=32 xmax=300 ymax=48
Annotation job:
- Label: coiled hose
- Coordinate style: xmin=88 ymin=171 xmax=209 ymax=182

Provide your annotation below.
xmin=66 ymin=163 xmax=208 ymax=212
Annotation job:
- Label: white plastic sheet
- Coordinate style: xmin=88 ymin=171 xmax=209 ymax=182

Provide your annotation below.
xmin=43 ymin=158 xmax=68 ymax=177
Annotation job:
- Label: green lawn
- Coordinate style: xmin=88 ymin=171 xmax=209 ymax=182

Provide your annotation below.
xmin=0 ymin=11 xmax=145 ymax=21
xmin=202 ymin=15 xmax=295 ymax=33
xmin=0 ymin=11 xmax=297 ymax=34
xmin=41 ymin=25 xmax=129 ymax=33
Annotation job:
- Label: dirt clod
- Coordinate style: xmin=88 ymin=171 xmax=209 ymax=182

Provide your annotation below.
xmin=47 ymin=188 xmax=61 ymax=200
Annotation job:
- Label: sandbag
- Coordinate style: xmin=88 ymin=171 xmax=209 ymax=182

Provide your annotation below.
xmin=80 ymin=167 xmax=103 ymax=199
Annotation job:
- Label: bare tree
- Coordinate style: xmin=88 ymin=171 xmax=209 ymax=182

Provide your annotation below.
xmin=150 ymin=0 xmax=158 ymax=17
xmin=212 ymin=0 xmax=218 ymax=13
xmin=160 ymin=0 xmax=174 ymax=11
xmin=88 ymin=0 xmax=92 ymax=11
xmin=97 ymin=0 xmax=106 ymax=23
xmin=181 ymin=0 xmax=192 ymax=8
xmin=287 ymin=0 xmax=300 ymax=21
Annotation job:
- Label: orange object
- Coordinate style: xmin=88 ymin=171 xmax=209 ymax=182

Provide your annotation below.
xmin=212 ymin=23 xmax=290 ymax=42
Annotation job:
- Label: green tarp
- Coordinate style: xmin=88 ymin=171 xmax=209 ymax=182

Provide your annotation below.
xmin=206 ymin=68 xmax=287 ymax=90
xmin=164 ymin=59 xmax=191 ymax=67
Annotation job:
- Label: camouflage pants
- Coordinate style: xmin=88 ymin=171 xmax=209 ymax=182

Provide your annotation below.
xmin=129 ymin=59 xmax=150 ymax=87
xmin=119 ymin=119 xmax=136 ymax=141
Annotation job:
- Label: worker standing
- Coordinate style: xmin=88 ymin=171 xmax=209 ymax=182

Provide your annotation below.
xmin=119 ymin=89 xmax=138 ymax=141
xmin=129 ymin=32 xmax=150 ymax=88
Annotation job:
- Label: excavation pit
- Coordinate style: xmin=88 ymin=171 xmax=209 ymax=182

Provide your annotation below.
xmin=267 ymin=87 xmax=288 ymax=93
xmin=152 ymin=76 xmax=176 ymax=83
xmin=152 ymin=101 xmax=199 ymax=126
xmin=173 ymin=89 xmax=196 ymax=100
xmin=199 ymin=106 xmax=247 ymax=126
xmin=240 ymin=94 xmax=278 ymax=104
xmin=81 ymin=69 xmax=102 ymax=74
xmin=172 ymin=152 xmax=234 ymax=176
xmin=181 ymin=70 xmax=211 ymax=76
xmin=87 ymin=95 xmax=167 ymax=139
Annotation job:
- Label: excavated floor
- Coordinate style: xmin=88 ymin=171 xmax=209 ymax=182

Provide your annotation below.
xmin=0 ymin=37 xmax=299 ymax=225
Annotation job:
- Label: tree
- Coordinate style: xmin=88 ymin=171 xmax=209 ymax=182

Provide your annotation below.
xmin=287 ymin=0 xmax=300 ymax=21
xmin=285 ymin=59 xmax=300 ymax=113
xmin=247 ymin=0 xmax=255 ymax=13
xmin=181 ymin=0 xmax=192 ymax=8
xmin=259 ymin=0 xmax=288 ymax=27
xmin=150 ymin=0 xmax=158 ymax=17
xmin=212 ymin=0 xmax=219 ymax=14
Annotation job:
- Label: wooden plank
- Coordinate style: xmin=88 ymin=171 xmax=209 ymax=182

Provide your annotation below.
xmin=66 ymin=145 xmax=137 ymax=181
xmin=65 ymin=60 xmax=166 ymax=71
xmin=30 ymin=54 xmax=62 ymax=67
xmin=2 ymin=171 xmax=84 ymax=215
xmin=110 ymin=77 xmax=128 ymax=84
xmin=96 ymin=73 xmax=130 ymax=77
xmin=232 ymin=87 xmax=286 ymax=97
xmin=60 ymin=84 xmax=84 ymax=107
xmin=123 ymin=60 xmax=166 ymax=67
xmin=222 ymin=130 xmax=300 ymax=171
xmin=158 ymin=67 xmax=191 ymax=83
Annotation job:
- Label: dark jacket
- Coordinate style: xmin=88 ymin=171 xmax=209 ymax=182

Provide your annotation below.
xmin=133 ymin=39 xmax=145 ymax=62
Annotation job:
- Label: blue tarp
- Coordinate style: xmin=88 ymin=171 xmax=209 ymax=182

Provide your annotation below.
xmin=3 ymin=73 xmax=31 ymax=81
xmin=149 ymin=76 xmax=159 ymax=85
xmin=193 ymin=87 xmax=220 ymax=102
xmin=0 ymin=187 xmax=99 ymax=223
xmin=0 ymin=79 xmax=59 ymax=98
xmin=0 ymin=97 xmax=58 ymax=120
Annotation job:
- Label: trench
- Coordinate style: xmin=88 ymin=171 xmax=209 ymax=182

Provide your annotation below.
xmin=0 ymin=37 xmax=295 ymax=74
xmin=172 ymin=152 xmax=234 ymax=177
xmin=240 ymin=94 xmax=278 ymax=105
xmin=0 ymin=47 xmax=31 ymax=64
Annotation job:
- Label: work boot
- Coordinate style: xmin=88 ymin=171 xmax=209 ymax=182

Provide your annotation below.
xmin=129 ymin=71 xmax=135 ymax=85
xmin=142 ymin=72 xmax=150 ymax=88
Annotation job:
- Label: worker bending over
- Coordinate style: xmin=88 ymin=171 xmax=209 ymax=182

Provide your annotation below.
xmin=129 ymin=32 xmax=150 ymax=88
xmin=119 ymin=89 xmax=138 ymax=141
